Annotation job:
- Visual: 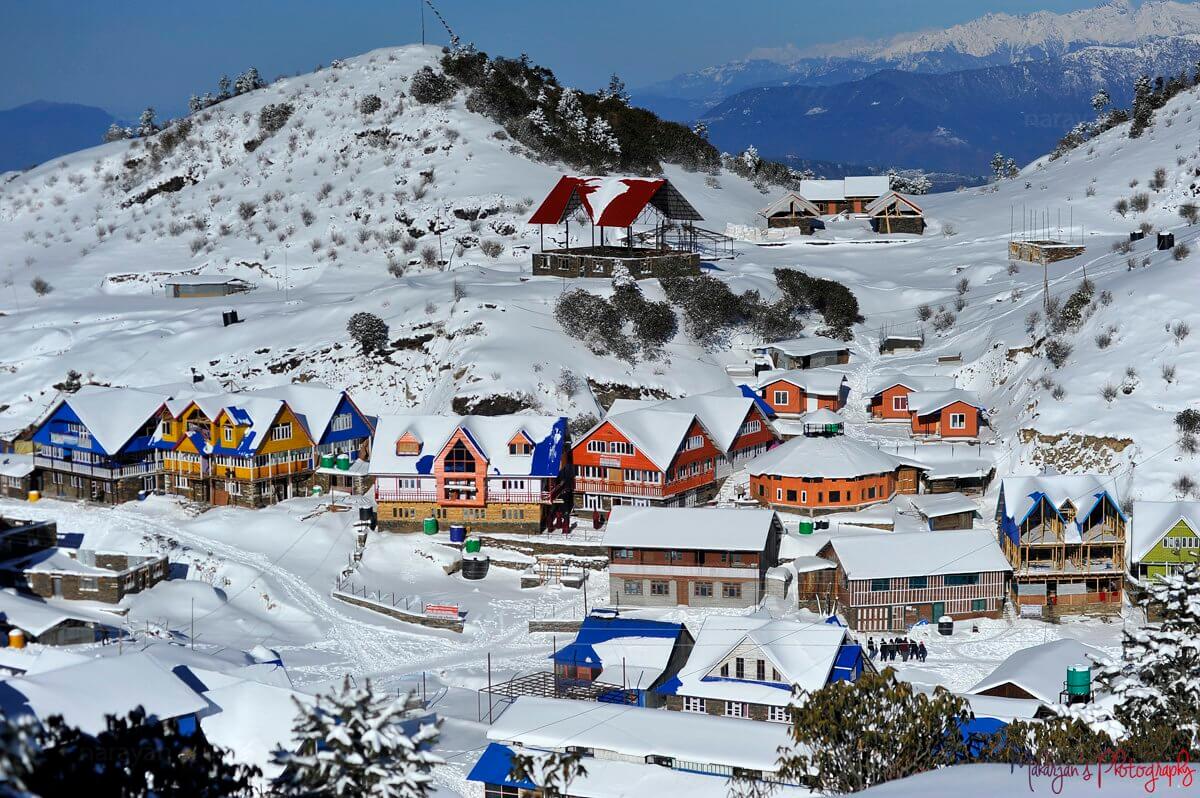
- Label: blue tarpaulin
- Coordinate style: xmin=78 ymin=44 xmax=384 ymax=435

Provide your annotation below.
xmin=466 ymin=743 xmax=537 ymax=789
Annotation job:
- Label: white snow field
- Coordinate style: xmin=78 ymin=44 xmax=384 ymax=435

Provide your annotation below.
xmin=1 ymin=43 xmax=1198 ymax=795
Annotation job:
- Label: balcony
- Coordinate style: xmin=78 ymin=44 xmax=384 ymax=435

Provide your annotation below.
xmin=375 ymin=489 xmax=551 ymax=503
xmin=575 ymin=478 xmax=664 ymax=499
xmin=35 ymin=456 xmax=157 ymax=479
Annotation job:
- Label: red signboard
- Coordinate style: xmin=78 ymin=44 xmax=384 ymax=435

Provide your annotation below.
xmin=425 ymin=604 xmax=460 ymax=618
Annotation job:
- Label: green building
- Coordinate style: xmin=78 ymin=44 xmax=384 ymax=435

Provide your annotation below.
xmin=1129 ymin=501 xmax=1200 ymax=581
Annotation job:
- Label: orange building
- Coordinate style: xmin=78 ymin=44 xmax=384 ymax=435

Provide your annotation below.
xmin=573 ymin=408 xmax=723 ymax=512
xmin=746 ymin=429 xmax=923 ymax=514
xmin=867 ymin=375 xmax=955 ymax=421
xmin=907 ymin=391 xmax=984 ymax=439
xmin=756 ymin=369 xmax=847 ymax=417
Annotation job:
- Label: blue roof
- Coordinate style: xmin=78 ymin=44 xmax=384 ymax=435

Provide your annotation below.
xmin=551 ymin=616 xmax=682 ymax=668
xmin=738 ymin=384 xmax=777 ymax=419
xmin=528 ymin=417 xmax=568 ymax=477
xmin=830 ymin=643 xmax=864 ymax=683
xmin=466 ymin=743 xmax=537 ymax=788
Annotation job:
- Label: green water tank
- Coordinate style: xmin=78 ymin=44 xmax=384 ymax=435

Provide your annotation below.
xmin=319 ymin=453 xmax=335 ymax=468
xmin=335 ymin=453 xmax=351 ymax=471
xmin=1066 ymin=664 xmax=1091 ymax=697
xmin=311 ymin=485 xmax=323 ymax=497
xmin=464 ymin=538 xmax=482 ymax=553
xmin=423 ymin=517 xmax=438 ymax=535
xmin=798 ymin=520 xmax=814 ymax=535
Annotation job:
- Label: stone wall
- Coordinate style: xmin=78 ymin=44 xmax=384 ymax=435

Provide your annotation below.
xmin=532 ymin=248 xmax=701 ymax=279
xmin=377 ymin=500 xmax=546 ymax=534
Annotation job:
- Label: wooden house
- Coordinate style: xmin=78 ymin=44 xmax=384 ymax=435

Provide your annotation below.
xmin=551 ymin=616 xmax=694 ymax=708
xmin=746 ymin=427 xmax=923 ymax=514
xmin=996 ymin=475 xmax=1126 ymax=612
xmin=756 ymin=369 xmax=848 ymax=418
xmin=868 ymin=374 xmax=956 ymax=421
xmin=907 ymin=389 xmax=984 ymax=439
xmin=31 ymin=387 xmax=165 ymax=503
xmin=661 ymin=616 xmax=861 ymax=722
xmin=753 ymin=336 xmax=850 ymax=371
xmin=370 ymin=414 xmax=571 ymax=533
xmin=1128 ymin=500 xmax=1200 ymax=582
xmin=0 ymin=590 xmax=120 ymax=646
xmin=604 ymin=506 xmax=782 ymax=608
xmin=759 ymin=192 xmax=822 ymax=232
xmin=797 ymin=177 xmax=890 ymax=215
xmin=968 ymin=639 xmax=1105 ymax=704
xmin=906 ymin=492 xmax=979 ymax=531
xmin=1 ymin=548 xmax=168 ymax=604
xmin=866 ymin=191 xmax=926 ymax=234
xmin=808 ymin=531 xmax=1011 ymax=631
xmin=605 ymin=392 xmax=779 ymax=478
xmin=573 ymin=408 xmax=722 ymax=512
xmin=0 ymin=454 xmax=36 ymax=500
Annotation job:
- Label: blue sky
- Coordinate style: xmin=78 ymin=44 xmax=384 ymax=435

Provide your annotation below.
xmin=4 ymin=0 xmax=1110 ymax=118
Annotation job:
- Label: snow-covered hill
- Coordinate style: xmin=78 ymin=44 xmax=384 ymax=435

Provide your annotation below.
xmin=1 ymin=43 xmax=1198 ymax=504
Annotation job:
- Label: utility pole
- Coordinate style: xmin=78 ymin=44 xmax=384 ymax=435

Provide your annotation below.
xmin=420 ymin=0 xmax=425 ymax=45
xmin=190 ymin=598 xmax=195 ymax=650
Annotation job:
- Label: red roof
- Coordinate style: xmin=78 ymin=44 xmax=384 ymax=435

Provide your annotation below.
xmin=528 ymin=176 xmax=702 ymax=228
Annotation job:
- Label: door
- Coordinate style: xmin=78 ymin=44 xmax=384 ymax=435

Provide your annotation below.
xmin=606 ymin=467 xmax=622 ymax=485
xmin=806 ymin=395 xmax=818 ymax=412
xmin=212 ymin=483 xmax=231 ymax=506
xmin=932 ymin=601 xmax=945 ymax=621
xmin=52 ymin=577 xmax=63 ymax=598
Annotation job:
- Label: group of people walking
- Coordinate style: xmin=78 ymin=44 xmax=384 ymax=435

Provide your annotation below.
xmin=867 ymin=637 xmax=927 ymax=663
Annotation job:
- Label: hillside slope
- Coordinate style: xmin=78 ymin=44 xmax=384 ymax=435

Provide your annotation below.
xmin=1 ymin=44 xmax=1197 ymax=505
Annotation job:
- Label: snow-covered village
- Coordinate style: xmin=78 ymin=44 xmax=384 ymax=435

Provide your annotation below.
xmin=0 ymin=1 xmax=1198 ymax=796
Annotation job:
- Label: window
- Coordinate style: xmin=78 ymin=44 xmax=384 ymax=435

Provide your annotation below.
xmin=828 ymin=490 xmax=841 ymax=503
xmin=800 ymin=490 xmax=807 ymax=503
xmin=463 ymin=507 xmax=486 ymax=520
xmin=892 ymin=395 xmax=908 ymax=411
xmin=160 ymin=420 xmax=173 ymax=436
xmin=586 ymin=440 xmax=605 ymax=453
xmin=79 ymin=577 xmax=99 ymax=592
xmin=972 ymin=598 xmax=987 ymax=611
xmin=756 ymin=660 xmax=766 ymax=681
xmin=776 ymin=488 xmax=783 ymax=501
xmin=723 ymin=583 xmax=742 ymax=599
xmin=693 ymin=581 xmax=713 ymax=597
xmin=870 ymin=578 xmax=890 ymax=592
xmin=609 ymin=441 xmax=633 ymax=455
xmin=223 ymin=426 xmax=234 ymax=442
xmin=508 ymin=442 xmax=532 ymax=455
xmin=945 ymin=573 xmax=979 ymax=586
xmin=444 ymin=440 xmax=477 ymax=473
xmin=175 ymin=475 xmax=189 ymax=489
xmin=331 ymin=412 xmax=353 ymax=432
xmin=735 ymin=657 xmax=745 ymax=679
xmin=773 ymin=390 xmax=789 ymax=406
xmin=682 ymin=435 xmax=704 ymax=451
xmin=772 ymin=667 xmax=781 ymax=682
xmin=623 ymin=581 xmax=643 ymax=596
xmin=485 ymin=785 xmax=520 ymax=798
xmin=786 ymin=489 xmax=797 ymax=502
xmin=650 ymin=580 xmax=670 ymax=596
xmin=724 ymin=701 xmax=746 ymax=718
xmin=909 ymin=576 xmax=927 ymax=590
xmin=70 ymin=476 xmax=83 ymax=489
xmin=270 ymin=423 xmax=292 ymax=441
xmin=767 ymin=705 xmax=790 ymax=723
xmin=500 ymin=508 xmax=525 ymax=520
xmin=949 ymin=413 xmax=967 ymax=430
xmin=614 ymin=548 xmax=633 ymax=560
xmin=666 ymin=550 xmax=683 ymax=561
xmin=758 ymin=484 xmax=764 ymax=497
xmin=226 ymin=480 xmax=242 ymax=496
xmin=683 ymin=696 xmax=706 ymax=713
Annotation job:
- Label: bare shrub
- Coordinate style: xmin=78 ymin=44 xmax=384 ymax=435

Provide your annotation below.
xmin=30 ymin=277 xmax=53 ymax=296
xmin=479 ymin=239 xmax=504 ymax=258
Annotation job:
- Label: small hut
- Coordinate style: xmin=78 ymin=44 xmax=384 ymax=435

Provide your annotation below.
xmin=528 ymin=176 xmax=709 ymax=279
xmin=1008 ymin=240 xmax=1085 ymax=264
xmin=165 ymin=275 xmax=253 ymax=298
xmin=759 ymin=192 xmax=823 ymax=233
xmin=866 ymin=191 xmax=926 ymax=235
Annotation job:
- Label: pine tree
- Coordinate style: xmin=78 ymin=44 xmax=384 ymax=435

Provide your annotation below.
xmin=272 ymin=678 xmax=442 ymax=798
xmin=0 ymin=714 xmax=39 ymax=795
xmin=1091 ymin=88 xmax=1111 ymax=113
xmin=138 ymin=107 xmax=157 ymax=137
xmin=234 ymin=67 xmax=264 ymax=95
xmin=692 ymin=121 xmax=709 ymax=140
xmin=1130 ymin=74 xmax=1155 ymax=138
xmin=600 ymin=73 xmax=629 ymax=105
xmin=346 ymin=312 xmax=390 ymax=355
xmin=103 ymin=122 xmax=131 ymax=143
xmin=218 ymin=74 xmax=232 ymax=99
xmin=509 ymin=749 xmax=588 ymax=796
xmin=1095 ymin=562 xmax=1200 ymax=755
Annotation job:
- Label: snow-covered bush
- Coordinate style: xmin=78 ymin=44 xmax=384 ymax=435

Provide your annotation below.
xmin=1114 ymin=198 xmax=1129 ymax=216
xmin=272 ymin=678 xmax=442 ymax=798
xmin=774 ymin=268 xmax=862 ymax=339
xmin=30 ymin=277 xmax=52 ymax=296
xmin=479 ymin=239 xmax=503 ymax=258
xmin=1179 ymin=202 xmax=1199 ymax=225
xmin=346 ymin=312 xmax=389 ymax=354
xmin=568 ymin=413 xmax=599 ymax=439
xmin=1101 ymin=383 xmax=1119 ymax=402
xmin=1173 ymin=242 xmax=1190 ymax=260
xmin=410 ymin=66 xmax=458 ymax=104
xmin=1044 ymin=337 xmax=1073 ymax=368
xmin=258 ymin=102 xmax=294 ymax=136
xmin=1150 ymin=166 xmax=1168 ymax=191
xmin=1130 ymin=192 xmax=1150 ymax=213
xmin=916 ymin=304 xmax=932 ymax=322
xmin=358 ymin=94 xmax=383 ymax=115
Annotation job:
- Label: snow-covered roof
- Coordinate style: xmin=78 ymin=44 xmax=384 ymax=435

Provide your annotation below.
xmin=747 ymin=435 xmax=916 ymax=479
xmin=528 ymin=176 xmax=702 ymax=227
xmin=757 ymin=368 xmax=847 ymax=396
xmin=600 ymin=408 xmax=697 ymax=470
xmin=0 ymin=590 xmax=116 ymax=636
xmin=800 ymin=408 xmax=845 ymax=426
xmin=369 ymin=414 xmax=566 ymax=477
xmin=829 ymin=530 xmax=1011 ymax=580
xmin=487 ymin=696 xmax=791 ymax=773
xmin=164 ymin=274 xmax=251 ymax=286
xmin=2 ymin=548 xmax=116 ymax=576
xmin=671 ymin=615 xmax=847 ymax=705
xmin=0 ymin=651 xmax=208 ymax=735
xmin=868 ymin=372 xmax=956 ymax=396
xmin=0 ymin=454 xmax=34 ymax=479
xmin=249 ymin=384 xmax=353 ymax=442
xmin=967 ymin=639 xmax=1107 ymax=704
xmin=759 ymin=191 xmax=821 ymax=218
xmin=607 ymin=394 xmax=759 ymax=455
xmin=906 ymin=389 xmax=983 ymax=415
xmin=864 ymin=191 xmax=924 ymax=216
xmin=843 ymin=175 xmax=891 ymax=197
xmin=57 ymin=386 xmax=168 ymax=455
xmin=906 ymin=492 xmax=979 ymax=519
xmin=883 ymin=443 xmax=992 ymax=480
xmin=797 ymin=176 xmax=889 ymax=202
xmin=755 ymin=336 xmax=849 ymax=358
xmin=602 ymin=505 xmax=778 ymax=552
xmin=1129 ymin=500 xmax=1200 ymax=563
xmin=199 ymin=679 xmax=314 ymax=777
xmin=591 ymin=637 xmax=676 ymax=690
xmin=998 ymin=474 xmax=1117 ymax=526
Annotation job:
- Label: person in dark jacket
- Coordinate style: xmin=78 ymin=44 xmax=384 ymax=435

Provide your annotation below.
xmin=867 ymin=638 xmax=877 ymax=659
xmin=918 ymin=641 xmax=928 ymax=662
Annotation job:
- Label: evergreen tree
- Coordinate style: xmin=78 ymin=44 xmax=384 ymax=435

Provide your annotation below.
xmin=0 ymin=714 xmax=39 ymax=795
xmin=1091 ymin=88 xmax=1111 ymax=113
xmin=218 ymin=74 xmax=232 ymax=99
xmin=772 ymin=670 xmax=974 ymax=794
xmin=692 ymin=121 xmax=709 ymax=141
xmin=600 ymin=73 xmax=629 ymax=105
xmin=347 ymin=312 xmax=390 ymax=355
xmin=1094 ymin=562 xmax=1200 ymax=756
xmin=1130 ymin=74 xmax=1155 ymax=138
xmin=234 ymin=67 xmax=264 ymax=95
xmin=103 ymin=122 xmax=131 ymax=143
xmin=509 ymin=749 xmax=588 ymax=796
xmin=138 ymin=106 xmax=157 ymax=137
xmin=272 ymin=678 xmax=442 ymax=798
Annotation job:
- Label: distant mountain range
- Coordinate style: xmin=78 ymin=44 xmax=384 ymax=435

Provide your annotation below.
xmin=0 ymin=101 xmax=118 ymax=173
xmin=633 ymin=0 xmax=1200 ymax=174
